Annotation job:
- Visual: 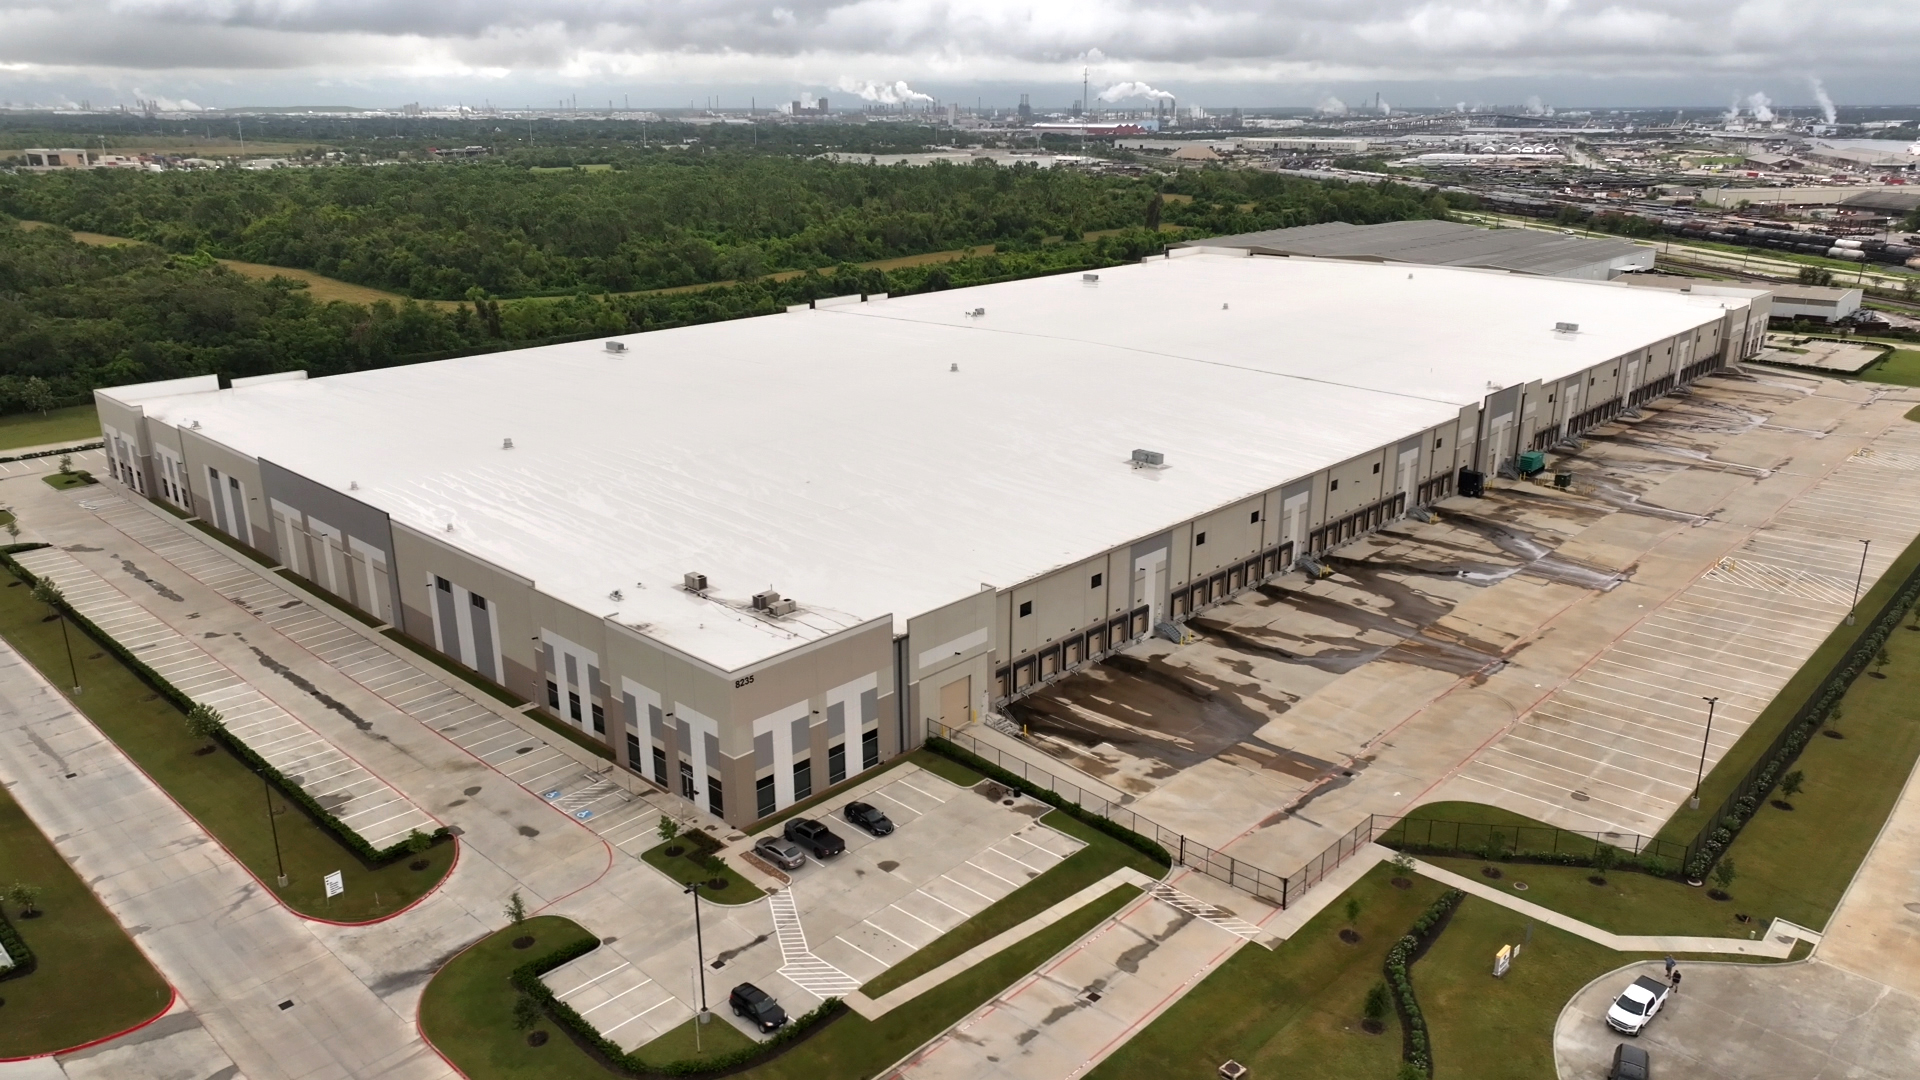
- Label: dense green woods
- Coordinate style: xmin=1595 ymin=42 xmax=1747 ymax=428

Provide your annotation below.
xmin=0 ymin=156 xmax=1448 ymax=299
xmin=0 ymin=151 xmax=1449 ymax=414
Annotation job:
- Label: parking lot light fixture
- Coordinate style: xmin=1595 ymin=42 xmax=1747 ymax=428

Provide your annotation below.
xmin=685 ymin=881 xmax=708 ymax=1017
xmin=1847 ymin=540 xmax=1870 ymax=626
xmin=1691 ymin=696 xmax=1719 ymax=811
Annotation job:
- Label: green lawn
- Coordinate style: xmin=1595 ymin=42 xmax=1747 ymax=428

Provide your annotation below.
xmin=640 ymin=837 xmax=765 ymax=902
xmin=863 ymin=808 xmax=1169 ymax=997
xmin=1420 ymin=857 xmax=1784 ymax=937
xmin=1419 ymin=895 xmax=1659 ymax=1080
xmin=0 ymin=406 xmax=100 ymax=451
xmin=0 ymin=782 xmax=172 ymax=1057
xmin=744 ymin=748 xmax=982 ymax=836
xmin=1859 ymin=349 xmax=1920 ymax=387
xmin=41 ymin=470 xmax=98 ymax=490
xmin=0 ymin=573 xmax=453 ymax=922
xmin=423 ymin=889 xmax=1140 ymax=1079
xmin=1660 ymin=528 xmax=1920 ymax=845
xmin=1088 ymin=864 xmax=1445 ymax=1080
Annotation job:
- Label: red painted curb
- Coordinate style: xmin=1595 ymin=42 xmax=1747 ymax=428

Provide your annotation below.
xmin=0 ymin=984 xmax=179 ymax=1062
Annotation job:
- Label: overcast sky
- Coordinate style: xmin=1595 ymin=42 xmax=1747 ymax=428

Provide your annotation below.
xmin=1 ymin=0 xmax=1916 ymax=112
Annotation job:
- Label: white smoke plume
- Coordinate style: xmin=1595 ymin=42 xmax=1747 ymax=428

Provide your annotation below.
xmin=1807 ymin=76 xmax=1837 ymax=124
xmin=1316 ymin=95 xmax=1347 ymax=116
xmin=1098 ymin=81 xmax=1174 ymax=103
xmin=835 ymin=78 xmax=933 ymax=105
xmin=1746 ymin=91 xmax=1774 ymax=123
xmin=1723 ymin=93 xmax=1741 ymax=123
xmin=1455 ymin=101 xmax=1467 ymax=113
xmin=133 ymin=89 xmax=204 ymax=111
xmin=1377 ymin=96 xmax=1391 ymax=116
xmin=1524 ymin=95 xmax=1553 ymax=117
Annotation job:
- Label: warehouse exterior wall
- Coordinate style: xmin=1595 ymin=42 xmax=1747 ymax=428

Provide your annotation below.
xmin=257 ymin=458 xmax=406 ymax=625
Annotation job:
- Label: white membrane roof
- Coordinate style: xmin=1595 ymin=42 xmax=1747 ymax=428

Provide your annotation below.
xmin=134 ymin=252 xmax=1737 ymax=671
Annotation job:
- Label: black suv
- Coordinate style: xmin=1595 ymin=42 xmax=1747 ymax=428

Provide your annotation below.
xmin=729 ymin=982 xmax=788 ymax=1032
xmin=842 ymin=800 xmax=895 ymax=836
xmin=783 ymin=817 xmax=845 ymax=857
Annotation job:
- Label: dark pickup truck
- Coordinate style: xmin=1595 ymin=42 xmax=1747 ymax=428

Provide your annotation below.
xmin=782 ymin=816 xmax=845 ymax=858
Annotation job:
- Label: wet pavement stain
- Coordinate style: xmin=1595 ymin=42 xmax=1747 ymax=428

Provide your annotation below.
xmin=246 ymin=644 xmax=379 ymax=735
xmin=118 ymin=557 xmax=186 ymax=601
xmin=517 ymin=824 xmax=540 ymax=837
xmin=60 ymin=544 xmax=102 ymax=552
xmin=709 ymin=933 xmax=770 ymax=967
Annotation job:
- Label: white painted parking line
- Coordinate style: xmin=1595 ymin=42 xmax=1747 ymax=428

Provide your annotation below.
xmin=834 ymin=935 xmax=888 ymax=967
xmin=964 ymin=859 xmax=1020 ymax=887
xmin=892 ymin=777 xmax=948 ymax=803
xmin=939 ymin=873 xmax=994 ymax=900
xmin=555 ymin=962 xmax=632 ymax=998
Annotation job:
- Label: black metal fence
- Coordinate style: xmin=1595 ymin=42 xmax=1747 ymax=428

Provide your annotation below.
xmin=1376 ymin=816 xmax=1688 ymax=866
xmin=1682 ymin=553 xmax=1920 ymax=875
xmin=929 ymin=722 xmax=1379 ymax=909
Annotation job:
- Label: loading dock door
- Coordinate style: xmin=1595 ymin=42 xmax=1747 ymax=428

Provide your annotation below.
xmin=1281 ymin=493 xmax=1308 ymax=563
xmin=1397 ymin=447 xmax=1419 ymax=500
xmin=938 ymin=676 xmax=971 ymax=729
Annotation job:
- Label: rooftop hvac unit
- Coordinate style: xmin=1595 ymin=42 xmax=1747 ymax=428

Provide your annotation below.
xmin=1083 ymin=273 xmax=1100 ymax=284
xmin=764 ymin=597 xmax=798 ymax=617
xmin=751 ymin=589 xmax=782 ymax=610
xmin=1555 ymin=322 xmax=1580 ymax=334
xmin=605 ymin=340 xmax=628 ymax=353
xmin=683 ymin=572 xmax=708 ymax=593
xmin=1131 ymin=448 xmax=1166 ymax=468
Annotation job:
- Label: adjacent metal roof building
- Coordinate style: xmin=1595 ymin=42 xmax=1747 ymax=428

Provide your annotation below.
xmin=1177 ymin=219 xmax=1655 ymax=280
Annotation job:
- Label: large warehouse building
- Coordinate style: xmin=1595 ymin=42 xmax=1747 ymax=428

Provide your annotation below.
xmin=94 ymin=250 xmax=1766 ymax=827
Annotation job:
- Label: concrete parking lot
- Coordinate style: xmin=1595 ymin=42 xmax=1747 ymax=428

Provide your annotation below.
xmin=1555 ymin=959 xmax=1920 ymax=1080
xmin=976 ymin=371 xmax=1920 ymax=878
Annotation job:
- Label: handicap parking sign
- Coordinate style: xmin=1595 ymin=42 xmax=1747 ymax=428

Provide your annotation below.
xmin=544 ymin=789 xmax=562 ymax=800
xmin=574 ymin=809 xmax=593 ymax=820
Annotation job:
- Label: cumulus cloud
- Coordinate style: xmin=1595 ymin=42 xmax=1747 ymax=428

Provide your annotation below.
xmin=0 ymin=1 xmax=1913 ymax=105
xmin=1098 ymin=80 xmax=1173 ymax=103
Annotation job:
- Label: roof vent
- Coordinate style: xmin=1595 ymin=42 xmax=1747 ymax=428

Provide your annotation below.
xmin=683 ymin=572 xmax=708 ymax=593
xmin=1131 ymin=448 xmax=1166 ymax=469
xmin=1222 ymin=302 xmax=1229 ymax=310
xmin=751 ymin=589 xmax=782 ymax=610
xmin=605 ymin=340 xmax=628 ymax=353
xmin=950 ymin=362 xmax=959 ymax=372
xmin=349 ymin=481 xmax=359 ymax=491
xmin=502 ymin=437 xmax=514 ymax=449
xmin=1083 ymin=273 xmax=1100 ymax=284
xmin=190 ymin=420 xmax=202 ymax=430
xmin=964 ymin=307 xmax=986 ymax=318
xmin=1555 ymin=322 xmax=1580 ymax=333
xmin=765 ymin=597 xmax=798 ymax=617
xmin=608 ymin=589 xmax=624 ymax=602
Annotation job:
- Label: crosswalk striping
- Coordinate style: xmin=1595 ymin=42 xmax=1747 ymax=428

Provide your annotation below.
xmin=768 ymin=888 xmax=862 ymax=997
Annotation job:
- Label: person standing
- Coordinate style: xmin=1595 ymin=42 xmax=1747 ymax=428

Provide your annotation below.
xmin=1664 ymin=954 xmax=1676 ymax=978
xmin=1670 ymin=969 xmax=1682 ymax=995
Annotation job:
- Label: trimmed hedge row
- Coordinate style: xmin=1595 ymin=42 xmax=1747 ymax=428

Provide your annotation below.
xmin=1384 ymin=888 xmax=1463 ymax=1078
xmin=0 ymin=442 xmax=102 ymax=465
xmin=0 ymin=548 xmax=450 ymax=866
xmin=1684 ymin=568 xmax=1920 ymax=881
xmin=1389 ymin=842 xmax=1679 ymax=881
xmin=510 ymin=935 xmax=843 ymax=1076
xmin=0 ymin=909 xmax=36 ymax=982
xmin=923 ymin=736 xmax=1172 ymax=868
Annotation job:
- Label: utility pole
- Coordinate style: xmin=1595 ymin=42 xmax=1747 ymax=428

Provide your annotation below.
xmin=685 ymin=882 xmax=710 ymax=1022
xmin=1691 ymin=696 xmax=1719 ymax=810
xmin=262 ymin=769 xmax=288 ymax=886
xmin=1847 ymin=539 xmax=1870 ymax=625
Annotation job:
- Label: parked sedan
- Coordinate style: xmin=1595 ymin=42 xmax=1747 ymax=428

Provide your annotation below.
xmin=842 ymin=800 xmax=895 ymax=836
xmin=729 ymin=982 xmax=788 ymax=1032
xmin=753 ymin=836 xmax=806 ymax=871
xmin=1604 ymin=975 xmax=1671 ymax=1036
xmin=783 ymin=816 xmax=845 ymax=858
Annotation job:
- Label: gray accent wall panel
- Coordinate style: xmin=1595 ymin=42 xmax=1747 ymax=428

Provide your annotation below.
xmin=622 ymin=692 xmax=639 ymax=732
xmin=435 ymin=585 xmax=459 ymax=656
xmin=790 ymin=716 xmax=810 ymax=754
xmin=860 ymin=689 xmax=878 ymax=725
xmin=257 ymin=457 xmax=404 ymax=622
xmin=826 ymin=702 xmax=846 ymax=740
xmin=648 ymin=705 xmax=664 ymax=741
xmin=754 ymin=732 xmax=773 ymax=769
xmin=704 ymin=733 xmax=720 ymax=777
xmin=472 ymin=597 xmax=497 ymax=680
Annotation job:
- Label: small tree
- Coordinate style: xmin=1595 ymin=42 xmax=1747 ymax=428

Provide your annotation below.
xmin=656 ymin=815 xmax=680 ymax=844
xmin=1779 ymin=770 xmax=1805 ymax=802
xmin=1389 ymin=849 xmax=1416 ymax=876
xmin=504 ymin=889 xmax=528 ymax=926
xmin=512 ymin=993 xmax=542 ymax=1030
xmin=57 ymin=454 xmax=73 ymax=476
xmin=30 ymin=577 xmax=64 ymax=615
xmin=1711 ymin=858 xmax=1737 ymax=893
xmin=185 ymin=703 xmax=226 ymax=741
xmin=1874 ymin=646 xmax=1891 ymax=674
xmin=1344 ymin=896 xmax=1362 ymax=927
xmin=405 ymin=829 xmax=433 ymax=856
xmin=20 ymin=376 xmax=54 ymax=417
xmin=6 ymin=882 xmax=44 ymax=917
xmin=1363 ymin=981 xmax=1390 ymax=1025
xmin=1590 ymin=842 xmax=1619 ymax=878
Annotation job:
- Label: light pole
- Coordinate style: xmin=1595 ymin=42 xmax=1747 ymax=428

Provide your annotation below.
xmin=1847 ymin=539 xmax=1870 ymax=626
xmin=685 ymin=881 xmax=709 ymax=1022
xmin=1691 ymin=696 xmax=1719 ymax=811
xmin=262 ymin=769 xmax=288 ymax=887
xmin=57 ymin=608 xmax=79 ymax=693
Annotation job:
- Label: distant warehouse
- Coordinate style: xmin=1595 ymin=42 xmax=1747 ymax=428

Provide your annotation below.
xmin=1179 ymin=219 xmax=1656 ymax=280
xmin=95 ymin=251 xmax=1764 ymax=827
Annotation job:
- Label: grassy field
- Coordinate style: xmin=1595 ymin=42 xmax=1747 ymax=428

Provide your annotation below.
xmin=41 ymin=471 xmax=97 ymax=490
xmin=1419 ymin=896 xmax=1657 ymax=1080
xmin=0 ymin=406 xmax=101 ymax=451
xmin=1660 ymin=527 xmax=1920 ymax=845
xmin=1398 ymin=587 xmax=1920 ymax=936
xmin=1087 ymin=864 xmax=1443 ymax=1080
xmin=1859 ymin=349 xmax=1920 ymax=387
xmin=423 ymin=888 xmax=1139 ymax=1079
xmin=0 ymin=782 xmax=172 ymax=1056
xmin=215 ymin=258 xmax=415 ymax=305
xmin=639 ymin=838 xmax=764 ymax=903
xmin=862 ymin=807 xmax=1170 ymax=997
xmin=0 ymin=573 xmax=453 ymax=921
